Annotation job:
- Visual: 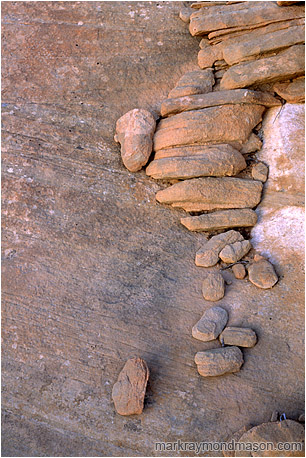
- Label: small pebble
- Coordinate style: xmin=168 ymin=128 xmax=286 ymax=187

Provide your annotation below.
xmin=232 ymin=263 xmax=246 ymax=279
xmin=202 ymin=272 xmax=225 ymax=301
xmin=219 ymin=240 xmax=251 ymax=263
xmin=192 ymin=306 xmax=228 ymax=342
xmin=252 ymin=162 xmax=269 ymax=182
xmin=219 ymin=326 xmax=257 ymax=348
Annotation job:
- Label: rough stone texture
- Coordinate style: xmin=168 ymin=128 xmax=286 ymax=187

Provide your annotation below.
xmin=247 ymin=258 xmax=279 ymax=289
xmin=219 ymin=240 xmax=252 ymax=264
xmin=115 ymin=109 xmax=156 ymax=172
xmin=181 ymin=209 xmax=258 ymax=232
xmin=168 ymin=69 xmax=214 ymax=99
xmin=252 ymin=162 xmax=269 ymax=182
xmin=156 ymin=177 xmax=263 ymax=212
xmin=192 ymin=306 xmax=228 ymax=341
xmin=232 ymin=263 xmax=247 ymax=280
xmin=112 ymin=357 xmax=149 ymax=416
xmin=195 ymin=230 xmax=244 ymax=267
xmin=220 ymin=327 xmax=257 ymax=348
xmin=222 ymin=426 xmax=250 ymax=457
xmin=202 ymin=272 xmax=225 ymax=302
xmin=195 ymin=346 xmax=244 ymax=377
xmin=179 ymin=6 xmax=193 ymax=23
xmin=240 ymin=133 xmax=263 ymax=154
xmin=273 ymin=77 xmax=305 ymax=104
xmin=154 ymin=143 xmax=241 ymax=159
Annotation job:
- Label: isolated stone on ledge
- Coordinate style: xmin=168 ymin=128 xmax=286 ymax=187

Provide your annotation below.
xmin=192 ymin=306 xmax=228 ymax=342
xmin=196 ymin=230 xmax=244 ymax=267
xmin=220 ymin=327 xmax=257 ymax=348
xmin=168 ymin=69 xmax=214 ymax=99
xmin=112 ymin=357 xmax=149 ymax=416
xmin=202 ymin=272 xmax=225 ymax=302
xmin=247 ymin=258 xmax=278 ymax=289
xmin=195 ymin=346 xmax=244 ymax=377
xmin=114 ymin=109 xmax=156 ymax=172
xmin=181 ymin=209 xmax=257 ymax=232
xmin=219 ymin=240 xmax=252 ymax=264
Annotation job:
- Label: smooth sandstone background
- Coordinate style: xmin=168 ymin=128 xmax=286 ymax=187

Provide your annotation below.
xmin=2 ymin=2 xmax=305 ymax=456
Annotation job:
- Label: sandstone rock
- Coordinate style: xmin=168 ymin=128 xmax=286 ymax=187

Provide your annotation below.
xmin=146 ymin=148 xmax=246 ymax=180
xmin=168 ymin=69 xmax=214 ymax=99
xmin=219 ymin=240 xmax=252 ymax=264
xmin=114 ymin=109 xmax=156 ymax=172
xmin=232 ymin=263 xmax=246 ymax=279
xmin=154 ymin=105 xmax=265 ymax=152
xmin=181 ymin=209 xmax=257 ymax=232
xmin=273 ymin=77 xmax=305 ymax=103
xmin=220 ymin=327 xmax=257 ymax=347
xmin=179 ymin=7 xmax=193 ymax=23
xmin=220 ymin=45 xmax=305 ymax=90
xmin=192 ymin=306 xmax=228 ymax=342
xmin=161 ymin=89 xmax=280 ymax=117
xmin=156 ymin=177 xmax=263 ymax=213
xmin=198 ymin=45 xmax=223 ymax=69
xmin=195 ymin=346 xmax=244 ymax=377
xmin=240 ymin=133 xmax=262 ymax=154
xmin=223 ymin=426 xmax=250 ymax=457
xmin=247 ymin=258 xmax=278 ymax=289
xmin=191 ymin=1 xmax=228 ymax=8
xmin=154 ymin=143 xmax=240 ymax=160
xmin=252 ymin=162 xmax=268 ymax=182
xmin=277 ymin=1 xmax=302 ymax=5
xmin=235 ymin=420 xmax=305 ymax=456
xmin=202 ymin=272 xmax=225 ymax=302
xmin=195 ymin=230 xmax=244 ymax=267
xmin=112 ymin=357 xmax=149 ymax=416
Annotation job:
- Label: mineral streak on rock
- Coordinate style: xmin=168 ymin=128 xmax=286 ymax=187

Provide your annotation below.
xmin=232 ymin=263 xmax=247 ymax=279
xmin=114 ymin=109 xmax=156 ymax=172
xmin=192 ymin=306 xmax=228 ymax=341
xmin=202 ymin=272 xmax=225 ymax=302
xmin=247 ymin=258 xmax=278 ymax=289
xmin=273 ymin=77 xmax=305 ymax=103
xmin=219 ymin=240 xmax=252 ymax=263
xmin=252 ymin=162 xmax=269 ymax=182
xmin=220 ymin=327 xmax=257 ymax=347
xmin=195 ymin=346 xmax=244 ymax=377
xmin=181 ymin=209 xmax=257 ymax=232
xmin=112 ymin=357 xmax=149 ymax=416
xmin=168 ymin=69 xmax=214 ymax=99
xmin=195 ymin=230 xmax=244 ymax=267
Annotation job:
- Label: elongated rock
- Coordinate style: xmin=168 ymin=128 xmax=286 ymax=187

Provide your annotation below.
xmin=202 ymin=272 xmax=225 ymax=302
xmin=247 ymin=258 xmax=278 ymax=289
xmin=219 ymin=240 xmax=252 ymax=263
xmin=181 ymin=209 xmax=257 ymax=232
xmin=220 ymin=45 xmax=305 ymax=90
xmin=154 ymin=105 xmax=265 ymax=152
xmin=154 ymin=144 xmax=237 ymax=160
xmin=273 ymin=77 xmax=305 ymax=103
xmin=232 ymin=263 xmax=246 ymax=279
xmin=195 ymin=230 xmax=244 ymax=267
xmin=161 ymin=89 xmax=280 ymax=117
xmin=195 ymin=346 xmax=244 ymax=377
xmin=192 ymin=306 xmax=228 ymax=342
xmin=220 ymin=327 xmax=257 ymax=347
xmin=168 ymin=69 xmax=214 ymax=99
xmin=146 ymin=149 xmax=246 ymax=180
xmin=156 ymin=177 xmax=263 ymax=212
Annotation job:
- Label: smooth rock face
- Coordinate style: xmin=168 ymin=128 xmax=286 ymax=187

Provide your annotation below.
xmin=202 ymin=272 xmax=225 ymax=302
xmin=196 ymin=230 xmax=244 ymax=267
xmin=273 ymin=77 xmax=305 ymax=103
xmin=156 ymin=177 xmax=263 ymax=212
xmin=114 ymin=109 xmax=156 ymax=172
xmin=112 ymin=357 xmax=149 ymax=416
xmin=219 ymin=240 xmax=252 ymax=264
xmin=220 ymin=327 xmax=257 ymax=348
xmin=247 ymin=259 xmax=278 ymax=289
xmin=232 ymin=263 xmax=246 ymax=279
xmin=192 ymin=306 xmax=228 ymax=342
xmin=168 ymin=69 xmax=214 ymax=99
xmin=195 ymin=346 xmax=244 ymax=377
xmin=240 ymin=132 xmax=263 ymax=154
xmin=181 ymin=209 xmax=258 ymax=232
xmin=220 ymin=45 xmax=305 ymax=90
xmin=252 ymin=162 xmax=269 ymax=182
xmin=146 ymin=148 xmax=246 ymax=180
xmin=154 ymin=105 xmax=265 ymax=152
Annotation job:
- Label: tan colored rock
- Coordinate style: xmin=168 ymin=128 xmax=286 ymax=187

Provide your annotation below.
xmin=195 ymin=230 xmax=244 ymax=267
xmin=273 ymin=77 xmax=305 ymax=103
xmin=192 ymin=306 xmax=228 ymax=342
xmin=252 ymin=162 xmax=268 ymax=182
xmin=198 ymin=45 xmax=223 ymax=69
xmin=195 ymin=346 xmax=244 ymax=377
xmin=168 ymin=69 xmax=214 ymax=99
xmin=154 ymin=105 xmax=265 ymax=152
xmin=220 ymin=327 xmax=257 ymax=348
xmin=235 ymin=420 xmax=305 ymax=456
xmin=181 ymin=209 xmax=257 ymax=232
xmin=146 ymin=148 xmax=246 ymax=180
xmin=220 ymin=45 xmax=305 ymax=90
xmin=232 ymin=263 xmax=246 ymax=279
xmin=223 ymin=426 xmax=250 ymax=457
xmin=191 ymin=1 xmax=228 ymax=8
xmin=179 ymin=7 xmax=193 ymax=23
xmin=219 ymin=240 xmax=252 ymax=264
xmin=156 ymin=177 xmax=263 ymax=213
xmin=247 ymin=258 xmax=278 ymax=289
xmin=240 ymin=133 xmax=262 ymax=154
xmin=154 ymin=144 xmax=240 ymax=160
xmin=202 ymin=272 xmax=225 ymax=302
xmin=161 ymin=89 xmax=280 ymax=117
xmin=114 ymin=109 xmax=156 ymax=172
xmin=277 ymin=1 xmax=302 ymax=6
xmin=112 ymin=357 xmax=149 ymax=416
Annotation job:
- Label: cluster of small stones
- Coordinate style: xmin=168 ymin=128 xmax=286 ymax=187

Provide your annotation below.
xmin=112 ymin=0 xmax=305 ymax=422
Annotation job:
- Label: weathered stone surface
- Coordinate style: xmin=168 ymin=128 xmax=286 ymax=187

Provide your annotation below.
xmin=181 ymin=209 xmax=257 ymax=232
xmin=273 ymin=77 xmax=305 ymax=103
xmin=220 ymin=45 xmax=305 ymax=90
xmin=154 ymin=143 xmax=239 ymax=159
xmin=168 ymin=69 xmax=214 ymax=99
xmin=114 ymin=109 xmax=156 ymax=172
xmin=192 ymin=306 xmax=228 ymax=342
xmin=154 ymin=105 xmax=265 ymax=152
xmin=195 ymin=346 xmax=244 ymax=377
xmin=232 ymin=263 xmax=247 ymax=279
xmin=146 ymin=148 xmax=246 ymax=180
xmin=161 ymin=89 xmax=280 ymax=117
xmin=179 ymin=6 xmax=193 ymax=23
xmin=240 ymin=133 xmax=263 ymax=154
xmin=223 ymin=426 xmax=250 ymax=457
xmin=235 ymin=420 xmax=305 ymax=457
xmin=196 ymin=230 xmax=244 ymax=267
xmin=220 ymin=240 xmax=252 ymax=263
xmin=247 ymin=258 xmax=278 ymax=289
xmin=198 ymin=45 xmax=223 ymax=69
xmin=112 ymin=357 xmax=149 ymax=416
xmin=191 ymin=1 xmax=228 ymax=8
xmin=252 ymin=162 xmax=269 ymax=182
xmin=156 ymin=177 xmax=263 ymax=212
xmin=202 ymin=272 xmax=225 ymax=302
xmin=220 ymin=327 xmax=257 ymax=347
xmin=277 ymin=1 xmax=302 ymax=6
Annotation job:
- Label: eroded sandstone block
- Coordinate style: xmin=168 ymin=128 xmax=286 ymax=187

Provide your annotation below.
xmin=232 ymin=263 xmax=246 ymax=279
xmin=181 ymin=209 xmax=257 ymax=232
xmin=195 ymin=230 xmax=244 ymax=267
xmin=168 ymin=69 xmax=214 ymax=99
xmin=273 ymin=77 xmax=305 ymax=103
xmin=154 ymin=144 xmax=240 ymax=160
xmin=252 ymin=162 xmax=268 ymax=182
xmin=195 ymin=346 xmax=244 ymax=377
xmin=247 ymin=258 xmax=278 ymax=289
xmin=202 ymin=272 xmax=225 ymax=302
xmin=220 ymin=327 xmax=257 ymax=348
xmin=192 ymin=306 xmax=228 ymax=341
xmin=219 ymin=240 xmax=252 ymax=264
